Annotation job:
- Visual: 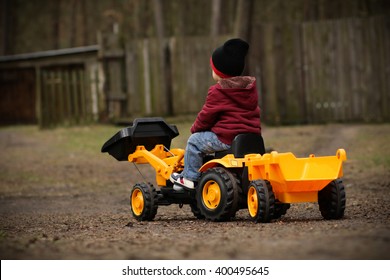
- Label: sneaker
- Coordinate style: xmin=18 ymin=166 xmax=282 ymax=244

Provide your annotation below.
xmin=173 ymin=184 xmax=184 ymax=191
xmin=170 ymin=173 xmax=195 ymax=190
xmin=169 ymin=172 xmax=181 ymax=183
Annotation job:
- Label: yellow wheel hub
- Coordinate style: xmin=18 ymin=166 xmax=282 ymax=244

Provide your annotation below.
xmin=202 ymin=180 xmax=221 ymax=210
xmin=131 ymin=189 xmax=144 ymax=216
xmin=247 ymin=186 xmax=258 ymax=217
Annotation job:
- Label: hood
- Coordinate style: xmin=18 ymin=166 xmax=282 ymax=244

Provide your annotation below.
xmin=218 ymin=76 xmax=256 ymax=89
xmin=216 ymin=76 xmax=258 ymax=110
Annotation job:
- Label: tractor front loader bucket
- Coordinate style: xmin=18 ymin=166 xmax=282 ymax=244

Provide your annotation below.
xmin=101 ymin=117 xmax=179 ymax=161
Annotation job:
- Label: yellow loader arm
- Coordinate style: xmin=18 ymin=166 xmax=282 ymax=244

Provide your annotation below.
xmin=128 ymin=144 xmax=184 ymax=186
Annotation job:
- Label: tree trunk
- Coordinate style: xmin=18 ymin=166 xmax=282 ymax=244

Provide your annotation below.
xmin=210 ymin=0 xmax=222 ymax=36
xmin=234 ymin=0 xmax=254 ymax=41
xmin=234 ymin=0 xmax=254 ymax=76
xmin=153 ymin=0 xmax=173 ymax=115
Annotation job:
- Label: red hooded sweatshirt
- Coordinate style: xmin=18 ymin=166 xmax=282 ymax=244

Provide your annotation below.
xmin=190 ymin=76 xmax=261 ymax=145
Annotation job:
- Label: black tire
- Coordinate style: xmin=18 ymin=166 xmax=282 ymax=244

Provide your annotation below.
xmin=247 ymin=180 xmax=275 ymax=223
xmin=318 ymin=179 xmax=346 ymax=220
xmin=224 ymin=169 xmax=240 ymax=218
xmin=196 ymin=167 xmax=239 ymax=221
xmin=274 ymin=201 xmax=290 ymax=219
xmin=189 ymin=202 xmax=205 ymax=219
xmin=130 ymin=182 xmax=158 ymax=221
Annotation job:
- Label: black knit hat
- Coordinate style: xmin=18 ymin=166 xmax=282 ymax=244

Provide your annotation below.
xmin=210 ymin=38 xmax=249 ymax=78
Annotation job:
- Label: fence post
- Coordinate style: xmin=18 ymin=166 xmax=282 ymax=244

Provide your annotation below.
xmin=98 ymin=25 xmax=125 ymax=121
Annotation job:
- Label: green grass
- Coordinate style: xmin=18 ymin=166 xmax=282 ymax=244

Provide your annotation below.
xmin=0 ymin=230 xmax=7 ymax=240
xmin=55 ymin=125 xmax=119 ymax=154
xmin=372 ymin=156 xmax=390 ymax=168
xmin=352 ymin=124 xmax=390 ymax=169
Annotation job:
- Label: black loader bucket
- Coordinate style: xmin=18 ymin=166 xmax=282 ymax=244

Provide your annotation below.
xmin=101 ymin=117 xmax=179 ymax=161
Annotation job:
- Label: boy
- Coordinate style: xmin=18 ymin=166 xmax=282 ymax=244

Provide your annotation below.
xmin=171 ymin=38 xmax=261 ymax=190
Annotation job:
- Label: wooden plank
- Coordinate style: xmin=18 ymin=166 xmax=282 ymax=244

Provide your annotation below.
xmin=381 ymin=17 xmax=390 ymax=121
xmin=350 ymin=19 xmax=362 ymax=121
xmin=44 ymin=70 xmax=54 ymax=128
xmin=48 ymin=70 xmax=57 ymax=128
xmin=92 ymin=64 xmax=102 ymax=122
xmin=63 ymin=69 xmax=72 ymax=125
xmin=334 ymin=18 xmax=348 ymax=122
xmin=76 ymin=67 xmax=86 ymax=123
xmin=170 ymin=37 xmax=186 ymax=115
xmin=302 ymin=21 xmax=315 ymax=123
xmin=262 ymin=24 xmax=279 ymax=124
xmin=273 ymin=25 xmax=287 ymax=124
xmin=290 ymin=23 xmax=306 ymax=124
xmin=40 ymin=70 xmax=48 ymax=128
xmin=314 ymin=20 xmax=325 ymax=123
xmin=361 ymin=18 xmax=373 ymax=122
xmin=368 ymin=17 xmax=381 ymax=122
xmin=369 ymin=16 xmax=387 ymax=122
xmin=142 ymin=39 xmax=152 ymax=115
xmin=125 ymin=41 xmax=141 ymax=117
xmin=283 ymin=23 xmax=305 ymax=124
xmin=71 ymin=69 xmax=79 ymax=124
xmin=149 ymin=38 xmax=164 ymax=115
xmin=56 ymin=69 xmax=64 ymax=126
xmin=35 ymin=67 xmax=42 ymax=128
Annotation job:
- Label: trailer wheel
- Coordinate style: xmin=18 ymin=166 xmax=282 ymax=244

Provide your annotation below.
xmin=247 ymin=180 xmax=275 ymax=223
xmin=318 ymin=179 xmax=346 ymax=220
xmin=196 ymin=167 xmax=239 ymax=221
xmin=130 ymin=183 xmax=158 ymax=221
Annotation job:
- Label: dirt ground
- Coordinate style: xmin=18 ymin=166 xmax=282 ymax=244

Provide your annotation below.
xmin=0 ymin=121 xmax=389 ymax=260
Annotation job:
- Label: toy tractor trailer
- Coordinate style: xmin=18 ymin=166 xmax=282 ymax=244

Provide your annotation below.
xmin=102 ymin=118 xmax=347 ymax=222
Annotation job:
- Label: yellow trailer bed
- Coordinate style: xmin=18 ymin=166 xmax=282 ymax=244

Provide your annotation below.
xmin=245 ymin=149 xmax=346 ymax=203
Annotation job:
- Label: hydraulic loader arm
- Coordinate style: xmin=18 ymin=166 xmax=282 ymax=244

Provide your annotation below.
xmin=128 ymin=144 xmax=184 ymax=186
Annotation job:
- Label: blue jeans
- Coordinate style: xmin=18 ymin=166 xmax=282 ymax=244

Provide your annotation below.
xmin=182 ymin=131 xmax=231 ymax=182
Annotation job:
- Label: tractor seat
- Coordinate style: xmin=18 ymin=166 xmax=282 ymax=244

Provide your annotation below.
xmin=215 ymin=133 xmax=265 ymax=158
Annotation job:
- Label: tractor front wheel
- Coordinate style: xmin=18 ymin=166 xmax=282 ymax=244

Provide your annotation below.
xmin=196 ymin=167 xmax=239 ymax=222
xmin=130 ymin=183 xmax=158 ymax=221
xmin=318 ymin=179 xmax=346 ymax=220
xmin=189 ymin=202 xmax=205 ymax=219
xmin=247 ymin=180 xmax=275 ymax=223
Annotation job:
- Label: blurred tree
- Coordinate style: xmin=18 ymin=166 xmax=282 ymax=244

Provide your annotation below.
xmin=210 ymin=0 xmax=222 ymax=36
xmin=1 ymin=0 xmax=389 ymax=55
xmin=153 ymin=0 xmax=173 ymax=115
xmin=153 ymin=0 xmax=164 ymax=39
xmin=234 ymin=0 xmax=254 ymax=40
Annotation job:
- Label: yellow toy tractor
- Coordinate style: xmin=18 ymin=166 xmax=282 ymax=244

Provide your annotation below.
xmin=102 ymin=118 xmax=347 ymax=222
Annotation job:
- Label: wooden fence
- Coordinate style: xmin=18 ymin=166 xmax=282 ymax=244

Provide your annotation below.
xmin=0 ymin=68 xmax=36 ymax=124
xmin=252 ymin=16 xmax=390 ymax=124
xmin=2 ymin=16 xmax=388 ymax=127
xmin=121 ymin=37 xmax=224 ymax=118
xmin=110 ymin=16 xmax=389 ymax=124
xmin=0 ymin=45 xmax=102 ymax=128
xmin=39 ymin=65 xmax=93 ymax=128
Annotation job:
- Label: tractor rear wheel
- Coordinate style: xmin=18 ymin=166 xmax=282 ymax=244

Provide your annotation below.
xmin=247 ymin=180 xmax=275 ymax=223
xmin=196 ymin=167 xmax=239 ymax=221
xmin=318 ymin=179 xmax=346 ymax=220
xmin=130 ymin=182 xmax=158 ymax=221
